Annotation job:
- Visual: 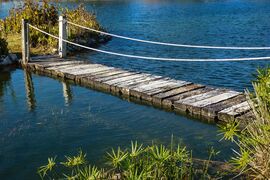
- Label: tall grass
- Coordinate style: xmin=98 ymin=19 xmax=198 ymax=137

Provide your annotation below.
xmin=220 ymin=67 xmax=270 ymax=179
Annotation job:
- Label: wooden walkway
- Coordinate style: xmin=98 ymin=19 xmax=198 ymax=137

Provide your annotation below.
xmin=22 ymin=57 xmax=254 ymax=124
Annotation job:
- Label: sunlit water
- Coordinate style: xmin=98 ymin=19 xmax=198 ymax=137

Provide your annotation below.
xmin=1 ymin=0 xmax=270 ymax=179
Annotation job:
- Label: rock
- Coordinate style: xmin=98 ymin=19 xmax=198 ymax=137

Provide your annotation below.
xmin=0 ymin=54 xmax=18 ymax=66
xmin=2 ymin=56 xmax=12 ymax=65
xmin=8 ymin=54 xmax=18 ymax=62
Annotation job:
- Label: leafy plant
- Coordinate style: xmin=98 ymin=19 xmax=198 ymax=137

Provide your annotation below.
xmin=37 ymin=140 xmax=224 ymax=179
xmin=220 ymin=67 xmax=270 ymax=179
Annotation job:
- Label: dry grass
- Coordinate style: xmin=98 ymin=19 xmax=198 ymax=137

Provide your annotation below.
xmin=6 ymin=33 xmax=57 ymax=56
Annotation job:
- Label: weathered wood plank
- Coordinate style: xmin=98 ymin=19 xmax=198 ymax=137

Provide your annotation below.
xmin=183 ymin=91 xmax=241 ymax=118
xmin=96 ymin=72 xmax=137 ymax=82
xmin=114 ymin=75 xmax=164 ymax=95
xmin=103 ymin=73 xmax=144 ymax=85
xmin=218 ymin=101 xmax=250 ymax=122
xmin=79 ymin=70 xmax=130 ymax=86
xmin=152 ymin=84 xmax=205 ymax=106
xmin=129 ymin=79 xmax=189 ymax=101
xmin=51 ymin=64 xmax=103 ymax=72
xmin=168 ymin=87 xmax=214 ymax=109
xmin=201 ymin=94 xmax=247 ymax=120
xmin=191 ymin=91 xmax=241 ymax=107
xmin=93 ymin=72 xmax=139 ymax=90
xmin=173 ymin=89 xmax=227 ymax=113
xmin=62 ymin=66 xmax=113 ymax=76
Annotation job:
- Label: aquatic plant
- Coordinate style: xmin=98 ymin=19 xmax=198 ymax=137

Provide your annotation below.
xmin=38 ymin=140 xmax=223 ymax=179
xmin=220 ymin=67 xmax=270 ymax=179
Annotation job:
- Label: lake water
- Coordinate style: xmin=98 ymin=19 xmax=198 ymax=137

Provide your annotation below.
xmin=1 ymin=0 xmax=270 ymax=179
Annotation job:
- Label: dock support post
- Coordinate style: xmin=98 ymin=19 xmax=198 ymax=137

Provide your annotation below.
xmin=59 ymin=16 xmax=67 ymax=58
xmin=22 ymin=19 xmax=30 ymax=64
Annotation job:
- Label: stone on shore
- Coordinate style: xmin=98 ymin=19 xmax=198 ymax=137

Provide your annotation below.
xmin=0 ymin=54 xmax=18 ymax=66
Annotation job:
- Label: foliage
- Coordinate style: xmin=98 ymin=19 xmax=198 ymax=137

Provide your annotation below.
xmin=220 ymin=67 xmax=270 ymax=179
xmin=38 ymin=140 xmax=220 ymax=179
xmin=0 ymin=0 xmax=108 ymax=54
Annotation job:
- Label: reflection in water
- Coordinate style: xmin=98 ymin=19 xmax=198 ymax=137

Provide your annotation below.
xmin=24 ymin=71 xmax=36 ymax=111
xmin=0 ymin=67 xmax=12 ymax=97
xmin=62 ymin=82 xmax=72 ymax=106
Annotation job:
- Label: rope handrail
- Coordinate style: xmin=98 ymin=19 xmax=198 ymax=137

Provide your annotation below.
xmin=28 ymin=24 xmax=270 ymax=62
xmin=67 ymin=21 xmax=270 ymax=50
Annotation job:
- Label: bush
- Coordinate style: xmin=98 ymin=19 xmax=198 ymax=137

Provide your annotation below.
xmin=0 ymin=0 xmax=108 ymax=54
xmin=220 ymin=68 xmax=270 ymax=179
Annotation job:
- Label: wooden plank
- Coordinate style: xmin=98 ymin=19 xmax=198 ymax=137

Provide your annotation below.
xmin=62 ymin=66 xmax=113 ymax=76
xmin=93 ymin=72 xmax=139 ymax=90
xmin=190 ymin=91 xmax=241 ymax=107
xmin=72 ymin=67 xmax=115 ymax=77
xmin=114 ymin=75 xmax=164 ymax=95
xmin=29 ymin=61 xmax=84 ymax=71
xmin=183 ymin=91 xmax=241 ymax=117
xmin=95 ymin=72 xmax=137 ymax=82
xmin=168 ymin=87 xmax=214 ymax=109
xmin=177 ymin=89 xmax=225 ymax=104
xmin=152 ymin=84 xmax=205 ymax=106
xmin=144 ymin=81 xmax=191 ymax=95
xmin=103 ymin=73 xmax=144 ymax=85
xmin=91 ymin=70 xmax=127 ymax=79
xmin=53 ymin=64 xmax=103 ymax=72
xmin=131 ymin=79 xmax=174 ymax=92
xmin=79 ymin=70 xmax=131 ymax=86
xmin=130 ymin=80 xmax=188 ymax=101
xmin=218 ymin=101 xmax=250 ymax=122
xmin=78 ymin=68 xmax=117 ymax=78
xmin=38 ymin=61 xmax=83 ymax=67
xmin=201 ymin=94 xmax=247 ymax=120
xmin=173 ymin=89 xmax=227 ymax=114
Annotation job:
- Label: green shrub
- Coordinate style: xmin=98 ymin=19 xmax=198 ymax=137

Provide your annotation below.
xmin=0 ymin=0 xmax=108 ymax=53
xmin=220 ymin=67 xmax=270 ymax=179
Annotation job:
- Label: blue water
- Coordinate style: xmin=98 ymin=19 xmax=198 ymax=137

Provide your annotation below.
xmin=1 ymin=0 xmax=270 ymax=179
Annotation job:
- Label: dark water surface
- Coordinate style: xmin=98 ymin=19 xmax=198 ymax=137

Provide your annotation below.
xmin=1 ymin=0 xmax=270 ymax=179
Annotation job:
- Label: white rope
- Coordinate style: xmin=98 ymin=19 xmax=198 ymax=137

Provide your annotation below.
xmin=28 ymin=24 xmax=59 ymax=39
xmin=28 ymin=24 xmax=270 ymax=62
xmin=67 ymin=21 xmax=270 ymax=50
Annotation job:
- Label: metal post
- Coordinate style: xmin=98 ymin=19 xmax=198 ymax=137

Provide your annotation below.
xmin=59 ymin=16 xmax=67 ymax=58
xmin=22 ymin=19 xmax=30 ymax=64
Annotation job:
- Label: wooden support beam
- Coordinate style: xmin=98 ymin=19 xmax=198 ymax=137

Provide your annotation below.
xmin=22 ymin=19 xmax=30 ymax=64
xmin=59 ymin=16 xmax=67 ymax=58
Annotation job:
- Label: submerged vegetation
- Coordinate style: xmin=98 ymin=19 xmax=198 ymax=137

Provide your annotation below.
xmin=0 ymin=0 xmax=109 ymax=55
xmin=38 ymin=141 xmax=228 ymax=179
xmin=220 ymin=67 xmax=270 ymax=179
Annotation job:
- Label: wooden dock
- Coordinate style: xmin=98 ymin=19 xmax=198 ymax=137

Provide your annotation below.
xmin=22 ymin=57 xmax=254 ymax=124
